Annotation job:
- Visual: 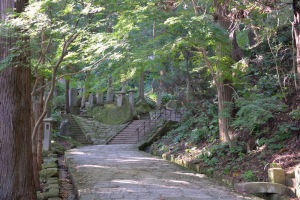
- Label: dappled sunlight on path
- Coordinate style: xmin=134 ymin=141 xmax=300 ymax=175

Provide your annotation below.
xmin=65 ymin=145 xmax=253 ymax=200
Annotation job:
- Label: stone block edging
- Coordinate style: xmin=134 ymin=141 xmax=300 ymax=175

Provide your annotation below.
xmin=150 ymin=150 xmax=264 ymax=200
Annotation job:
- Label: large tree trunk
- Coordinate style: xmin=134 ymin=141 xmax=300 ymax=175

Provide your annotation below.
xmin=293 ymin=0 xmax=300 ymax=91
xmin=213 ymin=0 xmax=243 ymax=146
xmin=139 ymin=69 xmax=145 ymax=100
xmin=65 ymin=79 xmax=70 ymax=113
xmin=0 ymin=0 xmax=36 ymax=199
xmin=217 ymin=81 xmax=233 ymax=144
xmin=0 ymin=67 xmax=36 ymax=200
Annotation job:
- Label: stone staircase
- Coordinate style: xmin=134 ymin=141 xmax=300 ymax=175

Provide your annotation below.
xmin=73 ymin=115 xmax=127 ymax=145
xmin=107 ymin=120 xmax=155 ymax=144
xmin=64 ymin=115 xmax=91 ymax=144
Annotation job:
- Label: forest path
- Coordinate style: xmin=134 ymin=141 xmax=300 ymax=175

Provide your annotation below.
xmin=65 ymin=144 xmax=253 ymax=200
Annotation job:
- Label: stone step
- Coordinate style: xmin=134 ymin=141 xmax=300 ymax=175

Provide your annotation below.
xmin=108 ymin=141 xmax=136 ymax=144
xmin=107 ymin=120 xmax=154 ymax=144
xmin=112 ymin=137 xmax=138 ymax=140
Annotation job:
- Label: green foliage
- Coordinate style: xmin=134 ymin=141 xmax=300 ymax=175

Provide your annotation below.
xmin=241 ymin=170 xmax=258 ymax=182
xmin=257 ymin=124 xmax=297 ymax=150
xmin=289 ymin=107 xmax=300 ymax=120
xmin=161 ymin=93 xmax=174 ymax=105
xmin=257 ymin=75 xmax=279 ymax=96
xmin=233 ymin=94 xmax=287 ymax=133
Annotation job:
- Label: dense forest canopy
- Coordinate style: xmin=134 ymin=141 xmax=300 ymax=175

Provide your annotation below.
xmin=1 ymin=0 xmax=300 ymax=199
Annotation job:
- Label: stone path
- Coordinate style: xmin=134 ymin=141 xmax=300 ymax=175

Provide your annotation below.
xmin=65 ymin=145 xmax=255 ymax=200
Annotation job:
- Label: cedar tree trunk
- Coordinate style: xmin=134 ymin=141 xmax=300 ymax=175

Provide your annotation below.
xmin=0 ymin=67 xmax=36 ymax=200
xmin=293 ymin=0 xmax=300 ymax=91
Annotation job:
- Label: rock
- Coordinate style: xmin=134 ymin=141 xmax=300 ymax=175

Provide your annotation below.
xmin=47 ymin=178 xmax=59 ymax=185
xmin=234 ymin=182 xmax=289 ymax=195
xmin=40 ymin=168 xmax=58 ymax=180
xmin=295 ymin=165 xmax=300 ymax=198
xmin=43 ymin=188 xmax=60 ymax=199
xmin=268 ymin=168 xmax=286 ymax=185
xmin=43 ymin=157 xmax=58 ymax=164
xmin=45 ymin=183 xmax=59 ymax=191
xmin=37 ymin=191 xmax=44 ymax=200
xmin=42 ymin=163 xmax=57 ymax=169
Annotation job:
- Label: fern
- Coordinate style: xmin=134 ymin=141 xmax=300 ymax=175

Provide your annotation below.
xmin=232 ymin=94 xmax=287 ymax=133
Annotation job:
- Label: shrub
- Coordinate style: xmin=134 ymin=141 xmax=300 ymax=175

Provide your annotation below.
xmin=232 ymin=94 xmax=287 ymax=133
xmin=241 ymin=170 xmax=258 ymax=182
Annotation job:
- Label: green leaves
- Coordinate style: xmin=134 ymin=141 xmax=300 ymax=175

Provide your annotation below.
xmin=232 ymin=94 xmax=287 ymax=133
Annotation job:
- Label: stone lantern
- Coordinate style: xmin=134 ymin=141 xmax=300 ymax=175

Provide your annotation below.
xmin=43 ymin=118 xmax=55 ymax=151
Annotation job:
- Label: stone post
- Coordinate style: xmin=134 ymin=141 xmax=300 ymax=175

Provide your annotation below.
xmin=128 ymin=90 xmax=136 ymax=107
xmin=106 ymin=75 xmax=113 ymax=103
xmin=96 ymin=92 xmax=104 ymax=105
xmin=87 ymin=93 xmax=96 ymax=108
xmin=43 ymin=118 xmax=55 ymax=151
xmin=157 ymin=90 xmax=161 ymax=107
xmin=69 ymin=88 xmax=78 ymax=107
xmin=115 ymin=91 xmax=126 ymax=107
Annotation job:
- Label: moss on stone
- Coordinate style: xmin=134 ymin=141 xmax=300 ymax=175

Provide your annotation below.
xmin=135 ymin=99 xmax=152 ymax=114
xmin=52 ymin=142 xmax=65 ymax=155
xmin=42 ymin=162 xmax=57 ymax=169
xmin=43 ymin=188 xmax=60 ymax=199
xmin=46 ymin=178 xmax=59 ymax=185
xmin=39 ymin=168 xmax=58 ymax=180
xmin=45 ymin=183 xmax=59 ymax=191
xmin=89 ymin=98 xmax=135 ymax=125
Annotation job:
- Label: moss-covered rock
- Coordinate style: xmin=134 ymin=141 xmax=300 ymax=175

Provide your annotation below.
xmin=40 ymin=168 xmax=58 ymax=180
xmin=43 ymin=188 xmax=60 ymax=199
xmin=45 ymin=183 xmax=59 ymax=191
xmin=51 ymin=143 xmax=65 ymax=155
xmin=89 ymin=98 xmax=135 ymax=125
xmin=42 ymin=162 xmax=57 ymax=169
xmin=46 ymin=178 xmax=59 ymax=185
xmin=135 ymin=99 xmax=152 ymax=114
xmin=37 ymin=188 xmax=60 ymax=200
xmin=43 ymin=157 xmax=58 ymax=164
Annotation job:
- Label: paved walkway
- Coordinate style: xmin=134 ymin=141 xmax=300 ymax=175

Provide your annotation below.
xmin=65 ymin=145 xmax=254 ymax=200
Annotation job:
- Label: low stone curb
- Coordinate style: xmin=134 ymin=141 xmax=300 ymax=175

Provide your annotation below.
xmin=150 ymin=150 xmax=264 ymax=200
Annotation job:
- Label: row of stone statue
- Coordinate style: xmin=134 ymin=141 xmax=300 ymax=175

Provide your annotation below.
xmin=68 ymin=88 xmax=136 ymax=111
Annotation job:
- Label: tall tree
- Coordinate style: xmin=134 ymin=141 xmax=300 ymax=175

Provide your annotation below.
xmin=0 ymin=0 xmax=36 ymax=198
xmin=293 ymin=0 xmax=300 ymax=91
xmin=213 ymin=0 xmax=244 ymax=146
